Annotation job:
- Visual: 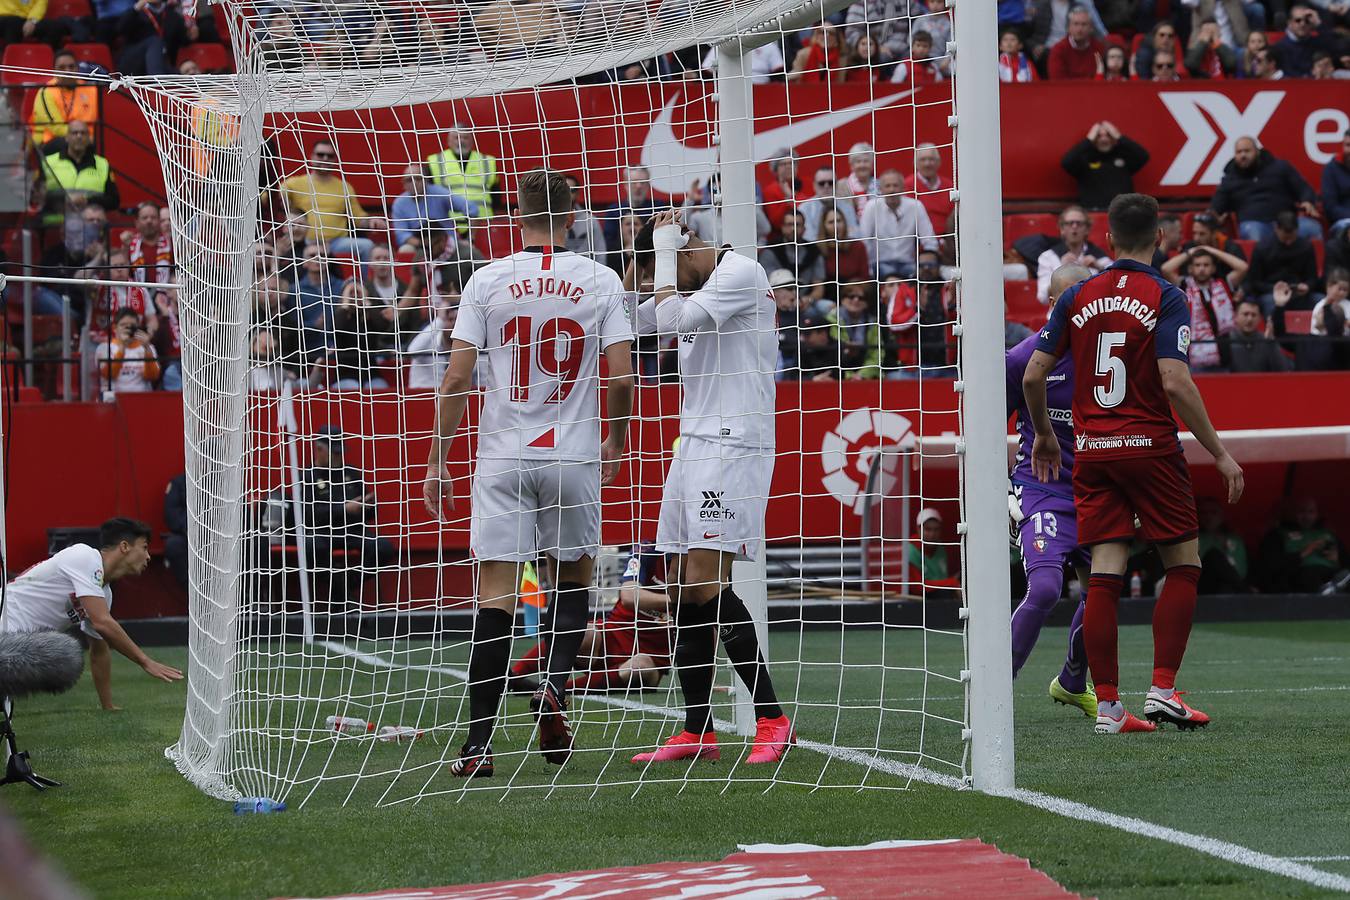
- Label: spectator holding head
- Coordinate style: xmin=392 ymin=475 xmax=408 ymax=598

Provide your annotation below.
xmin=1274 ymin=4 xmax=1344 ymax=78
xmin=1322 ymin=129 xmax=1350 ymax=240
xmin=563 ymin=173 xmax=606 ymax=258
xmin=1212 ymin=137 xmax=1321 ymax=242
xmin=906 ymin=143 xmax=954 ymax=234
xmin=829 ymin=282 xmax=884 ymax=379
xmin=1035 ymin=205 xmax=1110 ymax=302
xmin=100 ymin=308 xmax=161 ymax=394
xmin=842 ymin=142 xmax=879 ymax=220
xmin=602 ymin=166 xmax=659 ymax=252
xmin=1095 ymin=42 xmax=1128 ymax=80
xmin=1185 ymin=17 xmax=1238 ymax=77
xmin=1227 ymin=296 xmax=1292 ymax=371
xmin=761 ymin=151 xmax=810 ymax=237
xmin=1161 ymin=246 xmax=1250 ymax=371
xmin=999 ymin=28 xmax=1038 ymax=82
xmin=858 ymin=168 xmax=938 ymax=278
xmin=1185 ymin=211 xmax=1248 ymax=280
xmin=40 ymin=120 xmax=118 ymax=229
xmin=1060 ymin=120 xmax=1150 ymax=210
xmin=1247 ymin=210 xmax=1322 ymax=312
xmin=283 ymin=141 xmax=387 ymax=260
xmin=29 ymin=51 xmax=99 ymax=148
xmin=425 ymin=124 xmax=499 ymax=229
xmin=800 ymin=166 xmax=858 ymax=240
xmin=815 ymin=207 xmax=872 ymax=285
xmin=1047 ymin=6 xmax=1105 ymax=79
xmin=390 ymin=163 xmax=479 ymax=252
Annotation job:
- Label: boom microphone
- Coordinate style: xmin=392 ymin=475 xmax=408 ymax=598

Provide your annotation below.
xmin=0 ymin=632 xmax=84 ymax=699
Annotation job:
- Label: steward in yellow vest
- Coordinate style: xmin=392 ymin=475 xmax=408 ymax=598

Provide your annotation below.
xmin=425 ymin=125 xmax=498 ymax=231
xmin=41 ymin=121 xmax=119 ymax=227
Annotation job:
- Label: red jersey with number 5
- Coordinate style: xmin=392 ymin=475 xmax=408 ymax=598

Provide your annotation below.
xmin=1036 ymin=259 xmax=1191 ymax=461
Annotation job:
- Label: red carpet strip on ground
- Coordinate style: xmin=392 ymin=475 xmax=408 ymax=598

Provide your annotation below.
xmin=309 ymin=839 xmax=1078 ymax=899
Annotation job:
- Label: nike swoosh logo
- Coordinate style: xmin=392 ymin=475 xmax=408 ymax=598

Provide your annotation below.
xmin=640 ymin=88 xmax=918 ymax=197
xmin=702 ymin=531 xmax=721 ymax=539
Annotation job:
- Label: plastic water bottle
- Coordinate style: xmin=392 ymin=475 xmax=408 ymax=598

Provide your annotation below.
xmin=234 ymin=797 xmax=286 ymax=815
xmin=327 ymin=715 xmax=373 ymax=735
xmin=1129 ymin=572 xmax=1143 ymax=599
xmin=378 ymin=725 xmax=424 ymax=743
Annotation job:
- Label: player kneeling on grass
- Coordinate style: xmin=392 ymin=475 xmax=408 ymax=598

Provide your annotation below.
xmin=0 ymin=518 xmax=183 ymax=710
xmin=423 ymin=169 xmax=635 ymax=778
xmin=510 ymin=545 xmax=672 ymax=693
xmin=624 ymin=211 xmax=794 ymax=765
xmin=1007 ymin=264 xmax=1096 ymax=718
xmin=1024 ymin=193 xmax=1244 ymax=735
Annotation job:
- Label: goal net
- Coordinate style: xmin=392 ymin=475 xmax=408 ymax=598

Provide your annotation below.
xmin=128 ymin=0 xmax=1012 ymax=806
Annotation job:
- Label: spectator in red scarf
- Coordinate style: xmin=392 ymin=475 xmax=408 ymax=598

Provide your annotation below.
xmin=999 ymin=28 xmax=1037 ymax=82
xmin=905 ymin=143 xmax=953 ymax=234
xmin=890 ymin=30 xmax=945 ymax=85
xmin=789 ymin=24 xmax=847 ymax=82
xmin=1185 ymin=17 xmax=1236 ymax=78
xmin=846 ymin=34 xmax=883 ymax=81
xmin=1096 ymin=43 xmax=1128 ymax=80
xmin=1047 ymin=7 xmax=1103 ymax=79
xmin=126 ymin=200 xmax=175 ymax=288
xmin=1161 ymin=246 xmax=1250 ymax=372
xmin=86 ymin=249 xmax=153 ymax=342
xmin=814 ymin=208 xmax=871 ymax=287
xmin=761 ymin=152 xmax=811 ymax=238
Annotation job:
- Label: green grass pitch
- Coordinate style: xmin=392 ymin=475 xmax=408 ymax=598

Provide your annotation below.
xmin=5 ymin=620 xmax=1348 ymax=899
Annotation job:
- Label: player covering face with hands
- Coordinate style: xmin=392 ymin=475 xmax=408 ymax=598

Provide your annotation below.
xmin=1023 ymin=193 xmax=1243 ymax=735
xmin=624 ymin=210 xmax=795 ymax=765
xmin=423 ymin=169 xmax=635 ymax=777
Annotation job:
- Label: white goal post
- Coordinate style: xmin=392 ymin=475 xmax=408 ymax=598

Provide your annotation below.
xmin=118 ymin=0 xmax=1012 ymax=803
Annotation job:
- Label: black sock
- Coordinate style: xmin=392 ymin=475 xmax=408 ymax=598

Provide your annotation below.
xmin=715 ymin=587 xmax=783 ymax=721
xmin=674 ymin=597 xmax=717 ymax=734
xmin=466 ymin=607 xmax=513 ymax=746
xmin=542 ymin=581 xmax=590 ymax=696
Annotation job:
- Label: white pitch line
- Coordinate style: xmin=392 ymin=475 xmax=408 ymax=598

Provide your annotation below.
xmin=317 ymin=640 xmax=1350 ymax=893
xmin=1287 ymin=856 xmax=1350 ymax=862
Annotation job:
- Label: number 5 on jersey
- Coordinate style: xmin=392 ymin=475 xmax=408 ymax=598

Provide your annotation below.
xmin=502 ymin=315 xmax=586 ymax=403
xmin=1094 ymin=331 xmax=1127 ymax=409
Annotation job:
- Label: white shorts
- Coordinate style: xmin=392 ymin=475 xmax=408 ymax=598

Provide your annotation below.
xmin=470 ymin=457 xmax=600 ymax=563
xmin=656 ymin=437 xmax=773 ymax=562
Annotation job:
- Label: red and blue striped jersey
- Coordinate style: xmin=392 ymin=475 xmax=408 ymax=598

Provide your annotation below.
xmin=1036 ymin=259 xmax=1190 ymax=461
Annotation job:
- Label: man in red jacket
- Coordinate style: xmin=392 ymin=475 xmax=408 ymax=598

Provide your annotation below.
xmin=1048 ymin=7 xmax=1104 ymax=79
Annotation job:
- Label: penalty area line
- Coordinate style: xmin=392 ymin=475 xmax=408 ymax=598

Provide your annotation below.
xmin=316 ymin=639 xmax=1350 ymax=893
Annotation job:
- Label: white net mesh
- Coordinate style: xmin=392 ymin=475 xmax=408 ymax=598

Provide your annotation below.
xmin=134 ymin=0 xmax=1007 ymax=805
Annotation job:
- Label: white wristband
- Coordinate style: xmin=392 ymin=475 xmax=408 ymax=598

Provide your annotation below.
xmin=654 ymin=249 xmax=677 ymax=292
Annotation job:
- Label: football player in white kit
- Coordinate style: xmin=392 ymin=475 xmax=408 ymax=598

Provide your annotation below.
xmin=626 ymin=210 xmax=795 ymax=765
xmin=0 ymin=518 xmax=183 ymax=708
xmin=423 ymin=170 xmax=635 ymax=778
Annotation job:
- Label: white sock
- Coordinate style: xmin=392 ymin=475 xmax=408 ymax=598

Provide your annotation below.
xmin=1097 ymin=699 xmax=1123 ymax=718
xmin=1150 ymin=685 xmax=1175 ymax=699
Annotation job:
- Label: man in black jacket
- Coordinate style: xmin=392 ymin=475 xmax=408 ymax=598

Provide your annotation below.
xmin=1228 ymin=298 xmax=1292 ymax=372
xmin=301 ymin=426 xmax=395 ymax=575
xmin=1211 ymin=137 xmax=1321 ymax=242
xmin=1060 ymin=121 xmax=1150 ymax=210
xmin=1273 ymin=4 xmax=1346 ymax=78
xmin=1248 ymin=211 xmax=1322 ymax=314
xmin=164 ymin=473 xmax=188 ymax=591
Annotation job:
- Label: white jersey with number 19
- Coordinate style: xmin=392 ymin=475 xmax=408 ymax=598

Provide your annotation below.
xmin=453 ymin=247 xmax=633 ymax=462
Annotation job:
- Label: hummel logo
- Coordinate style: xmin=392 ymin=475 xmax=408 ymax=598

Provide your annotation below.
xmin=1117 ymin=275 xmax=1128 ymax=289
xmin=700 ymin=491 xmax=724 ymax=510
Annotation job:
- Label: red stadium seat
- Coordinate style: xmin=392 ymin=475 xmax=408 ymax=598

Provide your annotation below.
xmin=1234 ymin=239 xmax=1257 ymax=261
xmin=330 ymin=253 xmax=361 ymax=282
xmin=176 ymin=43 xmax=231 ymax=73
xmin=1004 ymin=280 xmax=1041 ymax=316
xmin=44 ymin=0 xmax=91 ymax=17
xmin=65 ymin=42 xmax=114 ymax=71
xmin=1 ymin=44 xmax=54 ymax=86
xmin=1003 ymin=213 xmax=1058 ymax=247
xmin=16 ymin=386 xmax=44 ymax=403
xmin=1088 ymin=212 xmax=1110 ymax=251
xmin=1312 ymin=239 xmax=1324 ymax=273
xmin=1282 ymin=311 xmax=1313 ymax=335
xmin=471 ymin=215 xmax=520 ymax=258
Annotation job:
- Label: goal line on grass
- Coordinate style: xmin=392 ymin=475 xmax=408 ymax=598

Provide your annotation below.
xmin=318 ymin=639 xmax=1350 ymax=893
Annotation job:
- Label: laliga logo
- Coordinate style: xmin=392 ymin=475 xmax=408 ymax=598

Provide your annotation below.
xmin=820 ymin=408 xmax=916 ymax=516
